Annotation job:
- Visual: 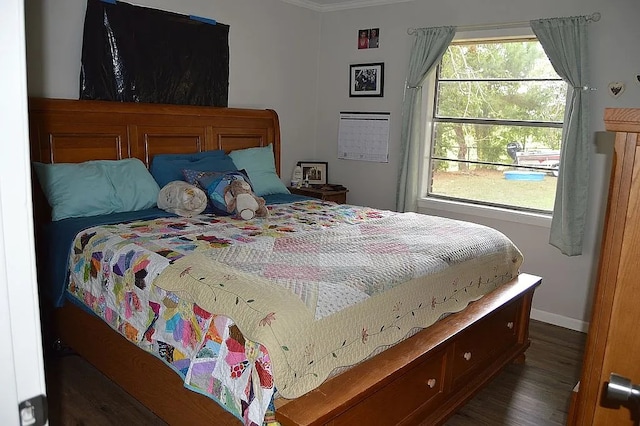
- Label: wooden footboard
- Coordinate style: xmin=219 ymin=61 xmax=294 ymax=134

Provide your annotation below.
xmin=53 ymin=273 xmax=540 ymax=426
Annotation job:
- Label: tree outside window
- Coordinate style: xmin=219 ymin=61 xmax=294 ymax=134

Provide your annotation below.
xmin=426 ymin=39 xmax=567 ymax=213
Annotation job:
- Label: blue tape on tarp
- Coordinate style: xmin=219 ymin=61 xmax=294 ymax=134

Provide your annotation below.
xmin=100 ymin=0 xmax=117 ymax=4
xmin=189 ymin=15 xmax=217 ymax=25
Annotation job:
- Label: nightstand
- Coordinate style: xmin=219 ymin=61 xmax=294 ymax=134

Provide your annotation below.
xmin=288 ymin=186 xmax=348 ymax=204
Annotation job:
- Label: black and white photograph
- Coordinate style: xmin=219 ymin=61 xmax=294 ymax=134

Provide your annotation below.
xmin=297 ymin=161 xmax=328 ymax=185
xmin=349 ymin=62 xmax=384 ymax=97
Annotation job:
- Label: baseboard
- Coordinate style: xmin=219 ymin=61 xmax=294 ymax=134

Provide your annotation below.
xmin=530 ymin=308 xmax=589 ymax=333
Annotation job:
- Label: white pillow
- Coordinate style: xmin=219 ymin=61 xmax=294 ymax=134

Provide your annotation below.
xmin=157 ymin=181 xmax=208 ymax=217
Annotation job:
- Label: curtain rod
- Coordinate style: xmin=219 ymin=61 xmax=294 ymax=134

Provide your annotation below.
xmin=407 ymin=12 xmax=600 ymax=35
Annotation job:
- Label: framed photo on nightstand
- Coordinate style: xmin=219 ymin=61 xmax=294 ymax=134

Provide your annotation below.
xmin=297 ymin=161 xmax=327 ymax=185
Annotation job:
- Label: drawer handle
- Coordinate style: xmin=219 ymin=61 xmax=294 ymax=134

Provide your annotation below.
xmin=463 ymin=351 xmax=472 ymax=361
xmin=507 ymin=321 xmax=514 ymax=329
xmin=427 ymin=378 xmax=437 ymax=389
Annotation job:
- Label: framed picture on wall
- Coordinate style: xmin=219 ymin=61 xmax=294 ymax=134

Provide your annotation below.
xmin=357 ymin=28 xmax=379 ymax=49
xmin=349 ymin=62 xmax=384 ymax=97
xmin=297 ymin=161 xmax=328 ymax=185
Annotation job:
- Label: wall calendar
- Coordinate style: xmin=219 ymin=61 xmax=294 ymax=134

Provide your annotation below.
xmin=337 ymin=111 xmax=390 ymax=163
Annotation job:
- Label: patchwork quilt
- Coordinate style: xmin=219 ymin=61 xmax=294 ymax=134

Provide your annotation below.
xmin=67 ymin=200 xmax=522 ymax=425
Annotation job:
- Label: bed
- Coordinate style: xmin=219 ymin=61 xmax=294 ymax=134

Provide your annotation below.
xmin=29 ymin=97 xmax=541 ymax=426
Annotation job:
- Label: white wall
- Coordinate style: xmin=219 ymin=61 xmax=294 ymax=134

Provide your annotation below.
xmin=25 ymin=0 xmax=640 ymax=330
xmin=314 ymin=0 xmax=640 ymax=330
xmin=25 ymin=0 xmax=321 ymax=184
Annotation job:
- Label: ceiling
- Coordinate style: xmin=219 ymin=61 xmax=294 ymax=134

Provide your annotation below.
xmin=280 ymin=0 xmax=414 ymax=12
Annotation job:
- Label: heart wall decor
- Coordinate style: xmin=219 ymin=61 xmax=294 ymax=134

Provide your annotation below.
xmin=635 ymin=74 xmax=640 ymax=87
xmin=608 ymin=81 xmax=625 ymax=98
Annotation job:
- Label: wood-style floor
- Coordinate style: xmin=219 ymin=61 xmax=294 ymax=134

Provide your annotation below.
xmin=44 ymin=319 xmax=585 ymax=426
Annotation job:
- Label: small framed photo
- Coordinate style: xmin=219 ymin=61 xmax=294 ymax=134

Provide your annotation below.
xmin=349 ymin=62 xmax=384 ymax=97
xmin=297 ymin=161 xmax=328 ymax=185
xmin=357 ymin=28 xmax=379 ymax=49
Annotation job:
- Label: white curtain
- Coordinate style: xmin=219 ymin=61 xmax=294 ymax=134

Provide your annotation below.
xmin=396 ymin=26 xmax=455 ymax=212
xmin=531 ymin=16 xmax=590 ymax=256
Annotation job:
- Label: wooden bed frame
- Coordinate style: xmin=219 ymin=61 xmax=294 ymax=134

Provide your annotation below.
xmin=29 ymin=97 xmax=542 ymax=426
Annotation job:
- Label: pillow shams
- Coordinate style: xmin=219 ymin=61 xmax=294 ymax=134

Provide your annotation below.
xmin=228 ymin=144 xmax=289 ymax=196
xmin=33 ymin=158 xmax=160 ymax=221
xmin=150 ymin=150 xmax=237 ymax=187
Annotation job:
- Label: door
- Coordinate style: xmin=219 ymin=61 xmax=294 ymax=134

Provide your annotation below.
xmin=571 ymin=110 xmax=640 ymax=425
xmin=0 ymin=0 xmax=48 ymax=425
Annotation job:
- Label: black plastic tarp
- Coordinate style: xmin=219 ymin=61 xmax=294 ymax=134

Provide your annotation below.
xmin=80 ymin=0 xmax=229 ymax=106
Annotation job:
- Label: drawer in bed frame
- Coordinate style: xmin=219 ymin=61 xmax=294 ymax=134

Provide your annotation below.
xmin=275 ymin=273 xmax=540 ymax=426
xmin=312 ymin=298 xmax=522 ymax=426
xmin=452 ymin=299 xmax=519 ymax=384
xmin=328 ymin=348 xmax=448 ymax=425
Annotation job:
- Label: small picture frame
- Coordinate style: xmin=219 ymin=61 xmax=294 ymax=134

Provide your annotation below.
xmin=349 ymin=62 xmax=384 ymax=97
xmin=357 ymin=28 xmax=379 ymax=49
xmin=297 ymin=161 xmax=328 ymax=185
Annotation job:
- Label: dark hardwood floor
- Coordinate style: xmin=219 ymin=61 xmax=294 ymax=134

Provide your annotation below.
xmin=44 ymin=319 xmax=585 ymax=425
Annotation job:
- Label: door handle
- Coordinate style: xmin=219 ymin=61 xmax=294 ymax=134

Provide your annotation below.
xmin=607 ymin=373 xmax=640 ymax=405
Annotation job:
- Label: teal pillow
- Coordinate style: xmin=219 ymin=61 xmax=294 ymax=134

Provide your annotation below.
xmin=228 ymin=144 xmax=289 ymax=196
xmin=107 ymin=159 xmax=161 ymax=211
xmin=33 ymin=161 xmax=118 ymax=221
xmin=33 ymin=158 xmax=160 ymax=221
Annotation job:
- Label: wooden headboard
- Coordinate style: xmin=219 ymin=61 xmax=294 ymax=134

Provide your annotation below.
xmin=28 ymin=98 xmax=281 ymax=171
xmin=28 ymin=97 xmax=282 ymax=224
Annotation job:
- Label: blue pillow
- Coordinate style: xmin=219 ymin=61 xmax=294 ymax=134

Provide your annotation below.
xmin=197 ymin=170 xmax=253 ymax=215
xmin=33 ymin=158 xmax=160 ymax=221
xmin=228 ymin=144 xmax=289 ymax=196
xmin=150 ymin=150 xmax=237 ymax=188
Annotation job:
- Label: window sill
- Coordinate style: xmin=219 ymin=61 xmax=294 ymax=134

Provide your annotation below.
xmin=417 ymin=197 xmax=552 ymax=228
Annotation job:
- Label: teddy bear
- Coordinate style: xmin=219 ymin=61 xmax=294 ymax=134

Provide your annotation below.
xmin=223 ymin=179 xmax=268 ymax=220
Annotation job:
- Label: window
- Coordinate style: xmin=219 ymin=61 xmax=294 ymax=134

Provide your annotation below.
xmin=424 ymin=38 xmax=567 ymax=214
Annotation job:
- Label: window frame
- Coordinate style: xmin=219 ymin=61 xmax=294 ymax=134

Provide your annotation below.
xmin=418 ymin=29 xmax=565 ymax=225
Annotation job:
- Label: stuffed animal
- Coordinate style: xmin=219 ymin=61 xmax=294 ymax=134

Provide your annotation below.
xmin=223 ymin=180 xmax=268 ymax=220
xmin=157 ymin=181 xmax=208 ymax=217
